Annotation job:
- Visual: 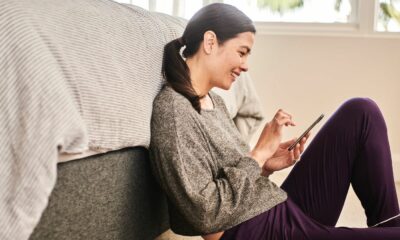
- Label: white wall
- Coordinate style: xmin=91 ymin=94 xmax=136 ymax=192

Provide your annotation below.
xmin=248 ymin=34 xmax=400 ymax=179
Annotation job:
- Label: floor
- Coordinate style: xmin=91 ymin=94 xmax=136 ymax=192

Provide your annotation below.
xmin=156 ymin=168 xmax=400 ymax=240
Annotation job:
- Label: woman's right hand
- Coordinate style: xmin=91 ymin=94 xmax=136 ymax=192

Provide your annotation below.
xmin=250 ymin=109 xmax=296 ymax=167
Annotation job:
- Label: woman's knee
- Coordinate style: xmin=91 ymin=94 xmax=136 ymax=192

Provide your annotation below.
xmin=339 ymin=98 xmax=381 ymax=117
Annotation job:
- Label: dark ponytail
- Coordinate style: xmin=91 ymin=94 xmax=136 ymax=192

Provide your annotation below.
xmin=162 ymin=38 xmax=202 ymax=112
xmin=162 ymin=3 xmax=256 ymax=113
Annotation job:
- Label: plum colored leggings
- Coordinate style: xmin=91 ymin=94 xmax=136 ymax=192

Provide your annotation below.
xmin=221 ymin=98 xmax=400 ymax=240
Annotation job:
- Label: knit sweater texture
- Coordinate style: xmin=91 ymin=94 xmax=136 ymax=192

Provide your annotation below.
xmin=149 ymin=86 xmax=287 ymax=235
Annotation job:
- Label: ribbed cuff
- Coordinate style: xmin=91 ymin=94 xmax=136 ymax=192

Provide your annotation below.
xmin=236 ymin=156 xmax=261 ymax=182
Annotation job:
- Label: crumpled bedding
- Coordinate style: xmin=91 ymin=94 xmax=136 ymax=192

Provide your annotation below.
xmin=0 ymin=1 xmax=185 ymax=239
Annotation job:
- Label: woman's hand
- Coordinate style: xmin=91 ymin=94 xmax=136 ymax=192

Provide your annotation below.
xmin=250 ymin=109 xmax=296 ymax=167
xmin=261 ymin=133 xmax=310 ymax=176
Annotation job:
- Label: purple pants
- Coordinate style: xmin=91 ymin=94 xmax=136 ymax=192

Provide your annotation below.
xmin=221 ymin=98 xmax=400 ymax=240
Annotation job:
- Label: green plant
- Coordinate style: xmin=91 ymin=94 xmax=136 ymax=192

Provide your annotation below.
xmin=257 ymin=0 xmax=304 ymax=14
xmin=380 ymin=2 xmax=400 ymax=23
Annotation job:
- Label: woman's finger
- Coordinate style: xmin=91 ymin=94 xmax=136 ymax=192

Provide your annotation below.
xmin=299 ymin=136 xmax=307 ymax=153
xmin=305 ymin=131 xmax=311 ymax=139
xmin=286 ymin=148 xmax=296 ymax=166
xmin=294 ymin=143 xmax=301 ymax=161
xmin=274 ymin=110 xmax=296 ymax=126
xmin=276 ymin=109 xmax=292 ymax=119
xmin=274 ymin=115 xmax=295 ymax=127
xmin=281 ymin=138 xmax=297 ymax=149
xmin=293 ymin=131 xmax=309 ymax=152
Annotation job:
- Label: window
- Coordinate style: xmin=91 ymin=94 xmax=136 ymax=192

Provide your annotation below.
xmin=376 ymin=0 xmax=400 ymax=32
xmin=113 ymin=0 xmax=400 ymax=36
xmin=115 ymin=0 xmax=356 ymax=23
xmin=223 ymin=0 xmax=356 ymax=23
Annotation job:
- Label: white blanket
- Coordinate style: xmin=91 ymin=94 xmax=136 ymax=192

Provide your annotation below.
xmin=0 ymin=1 xmax=185 ymax=239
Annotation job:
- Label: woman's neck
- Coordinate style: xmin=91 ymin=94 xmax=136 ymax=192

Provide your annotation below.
xmin=186 ymin=57 xmax=212 ymax=97
xmin=200 ymin=94 xmax=214 ymax=110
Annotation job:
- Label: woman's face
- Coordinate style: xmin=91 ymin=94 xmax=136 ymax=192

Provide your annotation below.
xmin=208 ymin=31 xmax=255 ymax=90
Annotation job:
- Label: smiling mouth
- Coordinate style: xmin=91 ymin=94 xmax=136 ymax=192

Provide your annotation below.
xmin=231 ymin=71 xmax=240 ymax=79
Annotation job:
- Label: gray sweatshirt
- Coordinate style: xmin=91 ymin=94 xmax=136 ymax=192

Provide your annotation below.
xmin=149 ymin=86 xmax=287 ymax=236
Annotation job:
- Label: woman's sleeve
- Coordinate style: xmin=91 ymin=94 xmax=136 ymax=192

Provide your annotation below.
xmin=150 ymin=102 xmax=264 ymax=233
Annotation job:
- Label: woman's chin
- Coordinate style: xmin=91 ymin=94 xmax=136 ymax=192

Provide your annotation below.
xmin=224 ymin=79 xmax=236 ymax=89
xmin=221 ymin=83 xmax=232 ymax=90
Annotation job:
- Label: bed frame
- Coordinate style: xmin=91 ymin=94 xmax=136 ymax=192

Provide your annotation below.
xmin=30 ymin=147 xmax=169 ymax=240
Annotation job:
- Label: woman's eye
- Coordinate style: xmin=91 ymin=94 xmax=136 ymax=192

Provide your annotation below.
xmin=239 ymin=52 xmax=245 ymax=57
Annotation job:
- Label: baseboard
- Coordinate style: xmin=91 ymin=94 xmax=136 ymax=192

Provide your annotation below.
xmin=393 ymin=153 xmax=400 ymax=183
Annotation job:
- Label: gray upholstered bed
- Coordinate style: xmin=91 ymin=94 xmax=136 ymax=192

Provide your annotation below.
xmin=30 ymin=147 xmax=169 ymax=240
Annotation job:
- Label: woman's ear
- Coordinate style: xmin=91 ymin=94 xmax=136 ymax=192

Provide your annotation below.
xmin=202 ymin=30 xmax=217 ymax=55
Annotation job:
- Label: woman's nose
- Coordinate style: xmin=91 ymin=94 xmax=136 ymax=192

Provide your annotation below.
xmin=240 ymin=61 xmax=249 ymax=72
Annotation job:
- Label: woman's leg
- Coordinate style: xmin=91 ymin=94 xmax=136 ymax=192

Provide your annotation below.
xmin=281 ymin=98 xmax=399 ymax=227
xmin=221 ymin=198 xmax=400 ymax=240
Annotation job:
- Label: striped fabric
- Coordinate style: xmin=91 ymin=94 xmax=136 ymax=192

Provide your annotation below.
xmin=0 ymin=0 xmax=185 ymax=239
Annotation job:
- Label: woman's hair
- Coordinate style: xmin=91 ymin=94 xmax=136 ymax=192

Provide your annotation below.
xmin=162 ymin=3 xmax=256 ymax=113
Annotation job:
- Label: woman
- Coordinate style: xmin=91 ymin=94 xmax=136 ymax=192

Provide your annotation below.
xmin=149 ymin=3 xmax=400 ymax=240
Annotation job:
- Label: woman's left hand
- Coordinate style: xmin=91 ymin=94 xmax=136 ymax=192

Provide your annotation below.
xmin=261 ymin=133 xmax=310 ymax=176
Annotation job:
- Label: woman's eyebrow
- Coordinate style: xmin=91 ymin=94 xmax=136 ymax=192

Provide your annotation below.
xmin=240 ymin=46 xmax=251 ymax=54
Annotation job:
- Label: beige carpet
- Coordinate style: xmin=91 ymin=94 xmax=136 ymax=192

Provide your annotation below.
xmin=156 ymin=169 xmax=400 ymax=240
